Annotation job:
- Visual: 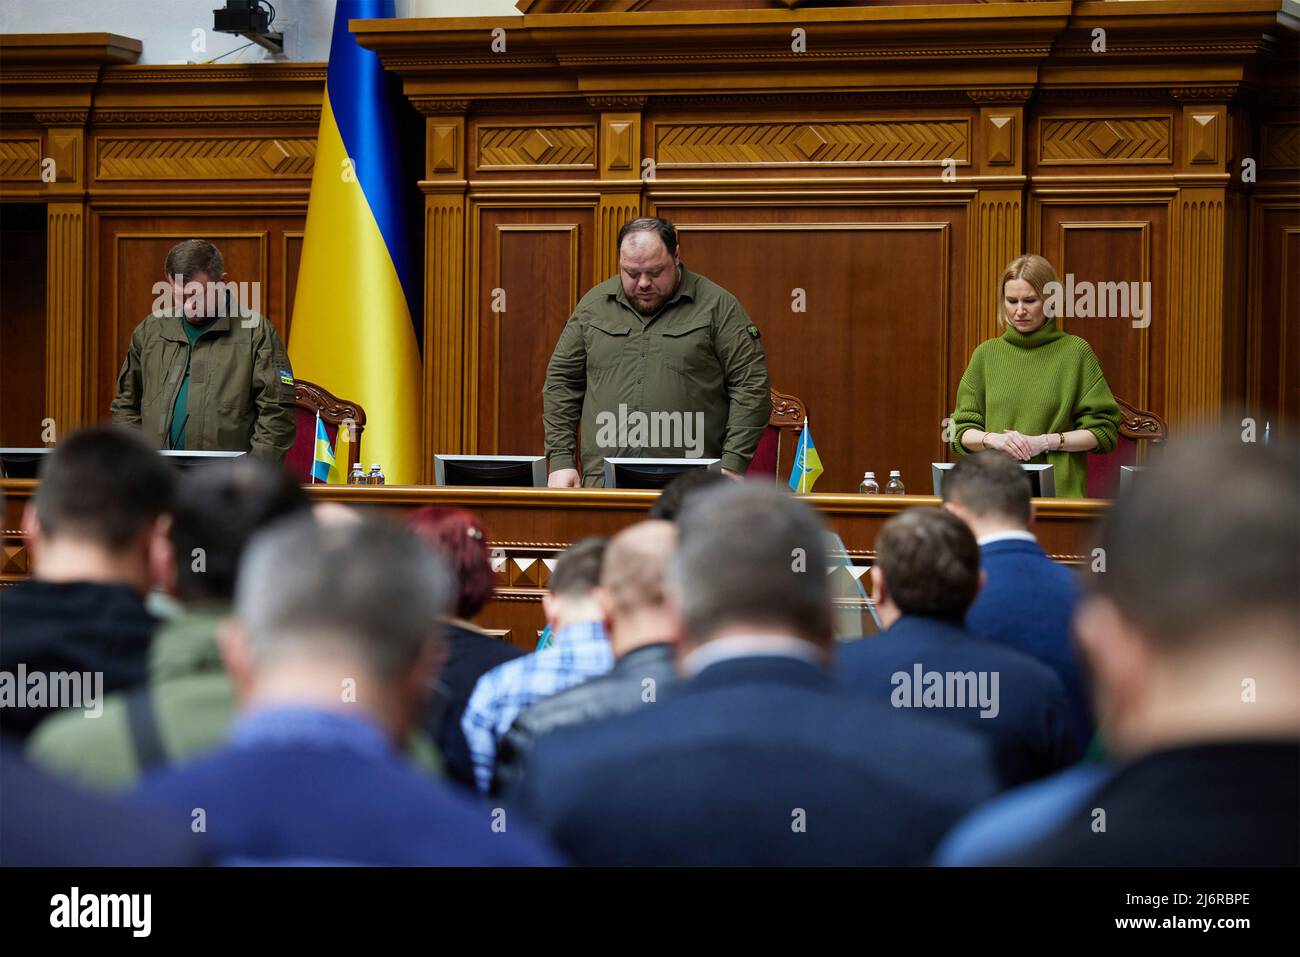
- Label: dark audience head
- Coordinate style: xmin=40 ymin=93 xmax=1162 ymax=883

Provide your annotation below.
xmin=406 ymin=506 xmax=496 ymax=620
xmin=599 ymin=520 xmax=679 ymax=656
xmin=870 ymin=508 xmax=981 ymax=627
xmin=672 ymin=484 xmax=833 ymax=649
xmin=1077 ymin=431 xmax=1300 ymax=756
xmin=542 ymin=536 xmax=608 ymax=633
xmin=168 ymin=459 xmax=310 ymax=604
xmin=941 ymin=450 xmax=1034 ymax=533
xmin=25 ymin=426 xmax=175 ymax=593
xmin=226 ymin=516 xmax=452 ymax=738
xmin=648 ymin=468 xmax=733 ymax=522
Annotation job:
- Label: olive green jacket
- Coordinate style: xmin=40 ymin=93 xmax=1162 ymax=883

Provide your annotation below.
xmin=543 ymin=266 xmax=771 ymax=485
xmin=110 ymin=307 xmax=296 ymax=463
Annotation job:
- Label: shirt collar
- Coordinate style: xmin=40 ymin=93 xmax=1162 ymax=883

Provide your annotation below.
xmin=976 ymin=530 xmax=1038 ymax=546
xmin=551 ymin=618 xmax=609 ymax=650
xmin=230 ymin=706 xmax=392 ymax=759
xmin=682 ymin=634 xmax=822 ymax=679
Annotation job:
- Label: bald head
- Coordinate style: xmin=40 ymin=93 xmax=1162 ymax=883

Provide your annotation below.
xmin=602 ymin=520 xmax=678 ymax=616
xmin=599 ymin=520 xmax=680 ymax=655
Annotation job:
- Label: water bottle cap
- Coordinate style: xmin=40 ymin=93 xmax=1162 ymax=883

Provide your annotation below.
xmin=864 ymin=471 xmax=874 ymax=478
xmin=371 ymin=463 xmax=381 ymax=470
xmin=889 ymin=469 xmax=900 ymax=476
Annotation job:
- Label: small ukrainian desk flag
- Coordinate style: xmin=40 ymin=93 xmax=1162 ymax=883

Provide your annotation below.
xmin=788 ymin=417 xmax=824 ymax=494
xmin=312 ymin=411 xmax=335 ymax=484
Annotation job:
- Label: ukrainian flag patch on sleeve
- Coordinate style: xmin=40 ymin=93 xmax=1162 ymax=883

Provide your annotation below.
xmin=279 ymin=370 xmax=294 ymax=386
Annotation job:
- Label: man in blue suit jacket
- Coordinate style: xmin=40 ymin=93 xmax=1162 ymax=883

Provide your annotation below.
xmin=837 ymin=508 xmax=1080 ymax=787
xmin=509 ymin=484 xmax=1000 ymax=866
xmin=940 ymin=451 xmax=1093 ymax=745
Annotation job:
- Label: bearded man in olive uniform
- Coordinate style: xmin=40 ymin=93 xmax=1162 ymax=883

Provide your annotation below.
xmin=543 ymin=217 xmax=770 ymax=488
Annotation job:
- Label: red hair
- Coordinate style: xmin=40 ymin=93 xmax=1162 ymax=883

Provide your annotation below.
xmin=406 ymin=506 xmax=497 ymax=619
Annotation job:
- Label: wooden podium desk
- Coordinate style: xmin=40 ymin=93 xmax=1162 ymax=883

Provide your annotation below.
xmin=1 ymin=480 xmax=1107 ymax=652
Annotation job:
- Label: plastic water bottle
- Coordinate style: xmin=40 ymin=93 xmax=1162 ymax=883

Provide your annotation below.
xmin=884 ymin=470 xmax=905 ymax=494
xmin=348 ymin=464 xmax=366 ymax=485
xmin=859 ymin=471 xmax=880 ymax=494
xmin=368 ymin=463 xmax=385 ymax=486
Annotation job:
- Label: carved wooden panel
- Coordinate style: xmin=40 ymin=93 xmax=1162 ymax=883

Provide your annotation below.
xmin=654 ymin=209 xmax=961 ymax=493
xmin=0 ymin=137 xmax=42 ymax=181
xmin=1032 ymin=198 xmax=1171 ymax=423
xmin=1039 ymin=116 xmax=1172 ymax=165
xmin=1248 ymin=201 xmax=1300 ymax=430
xmin=476 ymin=124 xmax=596 ymax=170
xmin=1262 ymin=123 xmax=1300 ymax=170
xmin=94 ymin=136 xmax=316 ymax=181
xmin=655 ymin=119 xmax=970 ymax=168
xmin=469 ymin=205 xmax=596 ymax=460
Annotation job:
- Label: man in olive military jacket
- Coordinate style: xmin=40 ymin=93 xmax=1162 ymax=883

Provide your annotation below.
xmin=542 ymin=217 xmax=770 ymax=488
xmin=110 ymin=239 xmax=296 ymax=464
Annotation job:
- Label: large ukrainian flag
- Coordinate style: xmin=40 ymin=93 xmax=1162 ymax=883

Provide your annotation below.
xmin=289 ymin=0 xmax=421 ymax=484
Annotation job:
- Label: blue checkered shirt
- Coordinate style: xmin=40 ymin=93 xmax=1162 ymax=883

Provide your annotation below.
xmin=462 ymin=619 xmax=613 ymax=792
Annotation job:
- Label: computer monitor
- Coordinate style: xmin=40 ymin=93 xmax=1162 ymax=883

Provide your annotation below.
xmin=1118 ymin=464 xmax=1147 ymax=493
xmin=0 ymin=448 xmax=53 ymax=479
xmin=602 ymin=457 xmax=721 ymax=490
xmin=434 ymin=454 xmax=547 ymax=488
xmin=159 ymin=450 xmax=246 ymax=470
xmin=931 ymin=461 xmax=1056 ymax=497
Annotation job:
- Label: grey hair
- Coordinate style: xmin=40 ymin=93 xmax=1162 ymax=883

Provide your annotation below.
xmin=235 ymin=515 xmax=451 ymax=677
xmin=670 ymin=483 xmax=833 ymax=646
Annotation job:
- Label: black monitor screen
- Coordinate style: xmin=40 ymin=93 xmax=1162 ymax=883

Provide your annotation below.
xmin=0 ymin=449 xmax=51 ymax=479
xmin=610 ymin=462 xmax=709 ymax=490
xmin=443 ymin=460 xmax=539 ymax=487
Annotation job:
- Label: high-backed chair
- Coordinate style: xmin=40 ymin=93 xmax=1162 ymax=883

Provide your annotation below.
xmin=285 ymin=378 xmax=367 ymax=482
xmin=747 ymin=388 xmax=807 ymax=481
xmin=1086 ymin=395 xmax=1167 ymax=499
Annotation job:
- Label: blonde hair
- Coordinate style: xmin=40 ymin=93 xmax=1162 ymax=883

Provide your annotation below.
xmin=998 ymin=254 xmax=1060 ymax=327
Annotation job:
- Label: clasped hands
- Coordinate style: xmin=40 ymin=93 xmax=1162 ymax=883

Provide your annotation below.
xmin=986 ymin=429 xmax=1054 ymax=461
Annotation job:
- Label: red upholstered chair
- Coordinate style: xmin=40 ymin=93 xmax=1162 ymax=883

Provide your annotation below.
xmin=1085 ymin=396 xmax=1167 ymax=499
xmin=747 ymin=388 xmax=807 ymax=481
xmin=285 ymin=378 xmax=367 ymax=482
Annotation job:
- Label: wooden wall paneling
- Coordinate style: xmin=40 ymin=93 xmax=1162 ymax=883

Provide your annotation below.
xmin=595 ymin=107 xmax=645 ymax=281
xmin=0 ymin=205 xmax=47 ymax=447
xmin=1166 ymin=187 xmax=1229 ymax=431
xmin=1248 ymin=200 xmax=1300 ymax=431
xmin=1055 ymin=220 xmax=1153 ymax=411
xmin=966 ymin=188 xmax=1024 ymax=358
xmin=279 ymin=230 xmax=304 ymax=345
xmin=419 ymin=106 xmax=468 ymax=482
xmin=468 ymin=200 xmax=595 ymax=457
xmin=654 ymin=211 xmax=958 ymax=493
xmin=1029 ymin=195 xmax=1172 ymax=420
xmin=45 ymin=202 xmax=88 ymax=436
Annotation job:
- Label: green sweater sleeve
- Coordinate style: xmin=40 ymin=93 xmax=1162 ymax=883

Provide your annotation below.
xmin=1075 ymin=349 xmax=1122 ymax=455
xmin=950 ymin=347 xmax=986 ymax=456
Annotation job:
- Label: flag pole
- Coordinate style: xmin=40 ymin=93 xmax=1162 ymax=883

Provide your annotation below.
xmin=312 ymin=409 xmax=320 ymax=484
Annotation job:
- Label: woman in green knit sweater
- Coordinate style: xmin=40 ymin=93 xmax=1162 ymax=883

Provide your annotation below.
xmin=950 ymin=254 xmax=1121 ymax=498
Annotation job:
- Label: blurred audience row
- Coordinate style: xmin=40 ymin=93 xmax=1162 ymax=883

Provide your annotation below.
xmin=1 ymin=426 xmax=1295 ymax=866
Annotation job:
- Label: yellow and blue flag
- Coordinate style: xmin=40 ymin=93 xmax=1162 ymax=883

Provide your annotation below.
xmin=312 ymin=414 xmax=336 ymax=483
xmin=787 ymin=418 xmax=824 ymax=493
xmin=289 ymin=0 xmax=422 ymax=484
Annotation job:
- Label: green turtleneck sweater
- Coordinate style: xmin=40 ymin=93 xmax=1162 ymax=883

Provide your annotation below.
xmin=950 ymin=319 xmax=1121 ymax=498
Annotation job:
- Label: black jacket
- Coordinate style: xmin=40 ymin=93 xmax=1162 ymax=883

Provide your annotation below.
xmin=0 ymin=581 xmax=156 ymax=740
xmin=423 ymin=622 xmax=525 ymax=789
xmin=494 ymin=642 xmax=678 ymax=796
